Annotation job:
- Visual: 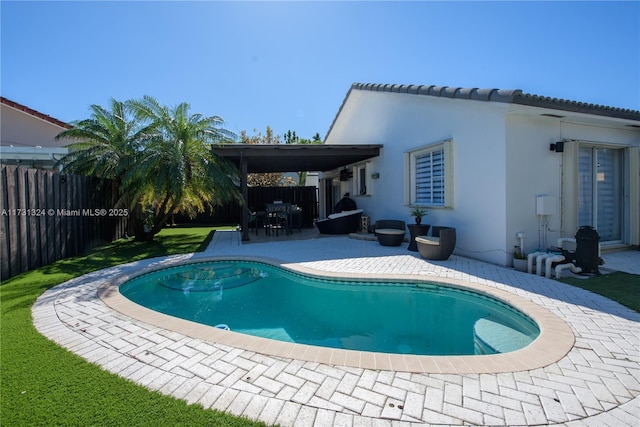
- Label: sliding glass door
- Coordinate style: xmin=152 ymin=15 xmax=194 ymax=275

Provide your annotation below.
xmin=578 ymin=147 xmax=624 ymax=242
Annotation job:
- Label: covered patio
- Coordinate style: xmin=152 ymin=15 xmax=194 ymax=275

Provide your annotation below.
xmin=211 ymin=143 xmax=382 ymax=241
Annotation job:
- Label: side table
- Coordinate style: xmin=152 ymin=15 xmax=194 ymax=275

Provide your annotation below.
xmin=407 ymin=224 xmax=430 ymax=251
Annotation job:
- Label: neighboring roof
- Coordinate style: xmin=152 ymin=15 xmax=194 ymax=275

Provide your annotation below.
xmin=327 ymin=83 xmax=640 ymax=137
xmin=1 ymin=97 xmax=72 ymax=129
xmin=211 ymin=143 xmax=382 ymax=173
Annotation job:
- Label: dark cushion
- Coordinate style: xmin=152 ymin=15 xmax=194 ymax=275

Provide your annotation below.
xmin=316 ymin=210 xmax=363 ymax=234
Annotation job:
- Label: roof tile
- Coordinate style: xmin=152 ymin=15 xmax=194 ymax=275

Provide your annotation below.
xmin=325 ymin=82 xmax=639 ymax=140
xmin=348 ymin=82 xmax=639 ymax=121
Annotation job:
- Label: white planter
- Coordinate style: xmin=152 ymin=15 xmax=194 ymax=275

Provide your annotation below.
xmin=513 ymin=258 xmax=528 ymax=272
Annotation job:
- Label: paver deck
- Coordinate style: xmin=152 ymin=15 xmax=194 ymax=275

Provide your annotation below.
xmin=33 ymin=231 xmax=640 ymax=426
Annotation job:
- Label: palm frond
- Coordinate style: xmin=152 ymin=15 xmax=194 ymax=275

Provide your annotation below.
xmin=56 ymin=95 xmax=241 ymax=237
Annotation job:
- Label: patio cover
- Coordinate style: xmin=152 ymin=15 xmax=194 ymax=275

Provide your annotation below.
xmin=211 ymin=143 xmax=382 ymax=173
xmin=211 ymin=143 xmax=382 ymax=240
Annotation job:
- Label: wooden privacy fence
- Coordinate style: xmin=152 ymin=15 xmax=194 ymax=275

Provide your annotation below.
xmin=175 ymin=186 xmax=319 ymax=227
xmin=0 ymin=165 xmax=134 ymax=280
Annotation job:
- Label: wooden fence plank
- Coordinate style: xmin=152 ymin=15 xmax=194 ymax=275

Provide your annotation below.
xmin=73 ymin=176 xmax=80 ymax=253
xmin=59 ymin=175 xmax=70 ymax=258
xmin=73 ymin=174 xmax=81 ymax=255
xmin=16 ymin=167 xmax=29 ymax=272
xmin=87 ymin=176 xmax=97 ymax=247
xmin=27 ymin=168 xmax=41 ymax=269
xmin=98 ymin=180 xmax=107 ymax=240
xmin=54 ymin=173 xmax=63 ymax=262
xmin=102 ymin=181 xmax=114 ymax=241
xmin=68 ymin=174 xmax=78 ymax=256
xmin=38 ymin=170 xmax=54 ymax=265
xmin=6 ymin=166 xmax=20 ymax=277
xmin=76 ymin=174 xmax=84 ymax=252
xmin=1 ymin=166 xmax=11 ymax=280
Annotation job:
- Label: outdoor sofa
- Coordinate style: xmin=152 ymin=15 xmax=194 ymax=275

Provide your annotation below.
xmin=316 ymin=209 xmax=363 ymax=234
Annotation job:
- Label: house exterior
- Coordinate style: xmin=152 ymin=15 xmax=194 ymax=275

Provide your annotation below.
xmin=322 ymin=83 xmax=640 ymax=266
xmin=0 ymin=97 xmax=73 ymax=169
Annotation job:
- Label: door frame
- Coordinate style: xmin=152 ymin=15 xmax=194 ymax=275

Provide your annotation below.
xmin=562 ymin=140 xmax=639 ymax=246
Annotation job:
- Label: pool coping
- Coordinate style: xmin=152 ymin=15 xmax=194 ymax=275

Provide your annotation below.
xmin=98 ymin=255 xmax=575 ymax=374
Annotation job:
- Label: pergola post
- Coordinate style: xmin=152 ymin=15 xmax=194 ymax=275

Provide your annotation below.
xmin=240 ymin=152 xmax=250 ymax=241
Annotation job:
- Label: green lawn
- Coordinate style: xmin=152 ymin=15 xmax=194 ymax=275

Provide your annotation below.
xmin=1 ymin=226 xmax=268 ymax=427
xmin=559 ymin=271 xmax=640 ymax=313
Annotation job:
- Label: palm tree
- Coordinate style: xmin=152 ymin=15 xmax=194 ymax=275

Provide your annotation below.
xmin=127 ymin=96 xmax=241 ymax=238
xmin=283 ymin=129 xmax=323 ymax=186
xmin=55 ymin=98 xmax=151 ymax=209
xmin=57 ymin=96 xmax=241 ymax=241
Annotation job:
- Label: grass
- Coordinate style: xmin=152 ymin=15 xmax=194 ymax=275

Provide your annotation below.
xmin=559 ymin=271 xmax=640 ymax=313
xmin=1 ymin=225 xmax=268 ymax=427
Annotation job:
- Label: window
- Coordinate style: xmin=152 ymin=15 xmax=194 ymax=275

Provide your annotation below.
xmin=353 ymin=163 xmax=369 ymax=196
xmin=405 ymin=139 xmax=453 ymax=207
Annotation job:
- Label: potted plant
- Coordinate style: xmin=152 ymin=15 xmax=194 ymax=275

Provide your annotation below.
xmin=512 ymin=246 xmax=528 ymax=271
xmin=409 ymin=206 xmax=427 ymax=225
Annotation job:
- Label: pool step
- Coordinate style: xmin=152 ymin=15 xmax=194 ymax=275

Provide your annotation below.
xmin=160 ymin=265 xmax=261 ymax=292
xmin=473 ymin=317 xmax=531 ymax=354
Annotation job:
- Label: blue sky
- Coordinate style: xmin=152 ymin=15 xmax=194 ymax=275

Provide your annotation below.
xmin=2 ymin=1 xmax=639 ymax=140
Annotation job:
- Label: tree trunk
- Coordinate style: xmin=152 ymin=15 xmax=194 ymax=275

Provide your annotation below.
xmin=133 ymin=220 xmax=154 ymax=242
xmin=149 ymin=194 xmax=176 ymax=238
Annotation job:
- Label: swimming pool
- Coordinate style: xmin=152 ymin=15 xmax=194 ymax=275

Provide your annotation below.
xmin=120 ymin=260 xmax=540 ymax=356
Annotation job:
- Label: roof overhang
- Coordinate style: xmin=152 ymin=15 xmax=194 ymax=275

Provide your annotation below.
xmin=211 ymin=143 xmax=383 ymax=173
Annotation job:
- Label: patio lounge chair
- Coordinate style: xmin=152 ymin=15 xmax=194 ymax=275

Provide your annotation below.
xmin=316 ymin=209 xmax=363 ymax=234
xmin=374 ymin=220 xmax=406 ymax=246
xmin=416 ymin=226 xmax=456 ymax=260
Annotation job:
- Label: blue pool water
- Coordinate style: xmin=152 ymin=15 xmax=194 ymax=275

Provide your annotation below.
xmin=120 ymin=260 xmax=540 ymax=356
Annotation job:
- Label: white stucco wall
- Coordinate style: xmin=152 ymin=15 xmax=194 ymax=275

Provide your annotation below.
xmin=1 ymin=103 xmax=72 ymax=148
xmin=505 ymin=112 xmax=640 ymax=256
xmin=505 ymin=114 xmax=565 ymax=257
xmin=325 ymin=88 xmax=640 ymax=266
xmin=326 ymin=90 xmax=511 ymax=265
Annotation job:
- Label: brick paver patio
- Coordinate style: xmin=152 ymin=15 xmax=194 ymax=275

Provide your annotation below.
xmin=33 ymin=231 xmax=639 ymax=426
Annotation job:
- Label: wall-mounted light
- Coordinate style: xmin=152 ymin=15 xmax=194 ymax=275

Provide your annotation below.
xmin=371 ymin=172 xmax=380 ymax=179
xmin=549 ymin=141 xmax=564 ymax=153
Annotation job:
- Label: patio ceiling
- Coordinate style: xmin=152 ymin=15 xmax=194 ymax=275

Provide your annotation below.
xmin=211 ymin=143 xmax=383 ymax=173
